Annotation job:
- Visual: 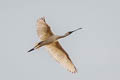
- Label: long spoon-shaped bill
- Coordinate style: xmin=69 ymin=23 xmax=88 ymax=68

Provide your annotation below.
xmin=70 ymin=28 xmax=82 ymax=34
xmin=72 ymin=27 xmax=82 ymax=32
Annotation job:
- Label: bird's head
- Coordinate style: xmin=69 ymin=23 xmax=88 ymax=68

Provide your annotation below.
xmin=65 ymin=27 xmax=82 ymax=36
xmin=65 ymin=31 xmax=73 ymax=36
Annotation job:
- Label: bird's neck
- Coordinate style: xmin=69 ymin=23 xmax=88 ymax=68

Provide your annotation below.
xmin=58 ymin=33 xmax=69 ymax=39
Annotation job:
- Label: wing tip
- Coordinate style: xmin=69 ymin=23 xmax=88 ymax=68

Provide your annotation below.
xmin=67 ymin=66 xmax=78 ymax=74
xmin=37 ymin=17 xmax=46 ymax=22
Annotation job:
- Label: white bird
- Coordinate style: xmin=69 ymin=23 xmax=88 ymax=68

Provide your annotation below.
xmin=28 ymin=17 xmax=82 ymax=73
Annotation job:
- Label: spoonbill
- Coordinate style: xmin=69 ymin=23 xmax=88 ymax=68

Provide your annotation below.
xmin=28 ymin=17 xmax=82 ymax=73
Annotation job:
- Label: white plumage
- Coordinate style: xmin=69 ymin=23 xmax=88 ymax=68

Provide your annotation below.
xmin=28 ymin=17 xmax=82 ymax=73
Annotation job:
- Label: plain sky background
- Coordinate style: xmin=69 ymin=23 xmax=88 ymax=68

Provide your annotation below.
xmin=0 ymin=0 xmax=120 ymax=80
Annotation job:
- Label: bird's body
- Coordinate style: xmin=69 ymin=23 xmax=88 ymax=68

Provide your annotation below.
xmin=28 ymin=17 xmax=82 ymax=73
xmin=37 ymin=35 xmax=60 ymax=48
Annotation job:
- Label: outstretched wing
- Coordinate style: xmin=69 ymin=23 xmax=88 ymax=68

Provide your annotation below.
xmin=45 ymin=42 xmax=77 ymax=73
xmin=37 ymin=17 xmax=77 ymax=73
xmin=37 ymin=17 xmax=53 ymax=41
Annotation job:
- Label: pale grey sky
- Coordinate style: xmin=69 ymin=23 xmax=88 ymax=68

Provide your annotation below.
xmin=0 ymin=0 xmax=120 ymax=80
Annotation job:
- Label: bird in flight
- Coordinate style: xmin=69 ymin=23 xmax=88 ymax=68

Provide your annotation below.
xmin=28 ymin=17 xmax=82 ymax=73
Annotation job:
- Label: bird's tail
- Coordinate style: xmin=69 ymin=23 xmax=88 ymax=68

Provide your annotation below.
xmin=28 ymin=48 xmax=35 ymax=52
